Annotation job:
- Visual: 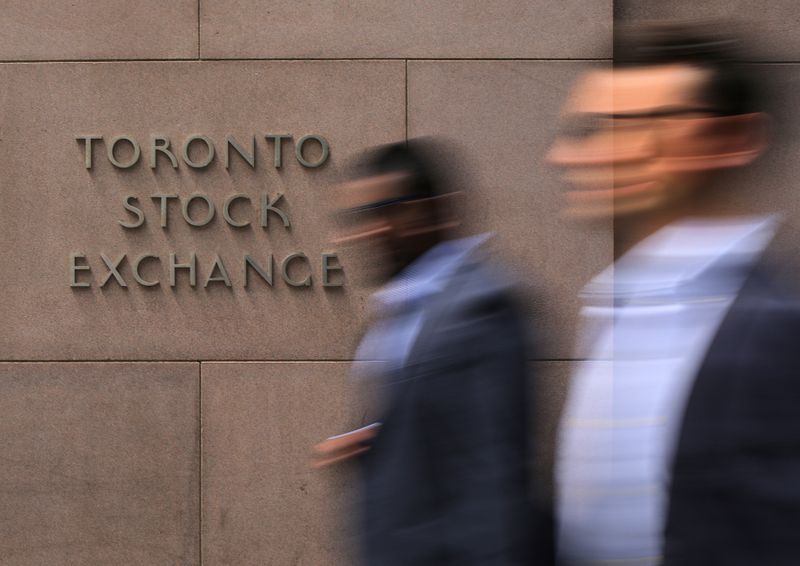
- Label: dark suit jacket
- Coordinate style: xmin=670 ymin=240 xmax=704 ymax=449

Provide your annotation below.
xmin=359 ymin=251 xmax=536 ymax=566
xmin=664 ymin=265 xmax=800 ymax=565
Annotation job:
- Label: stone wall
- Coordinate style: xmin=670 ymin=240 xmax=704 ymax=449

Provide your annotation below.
xmin=11 ymin=2 xmax=797 ymax=564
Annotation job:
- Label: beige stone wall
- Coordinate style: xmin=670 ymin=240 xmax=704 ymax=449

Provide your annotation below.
xmin=2 ymin=2 xmax=616 ymax=564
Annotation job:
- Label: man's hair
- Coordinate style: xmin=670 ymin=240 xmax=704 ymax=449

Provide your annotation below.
xmin=361 ymin=139 xmax=448 ymax=200
xmin=614 ymin=22 xmax=761 ymax=116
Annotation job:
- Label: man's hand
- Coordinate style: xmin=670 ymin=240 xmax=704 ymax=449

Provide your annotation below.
xmin=311 ymin=423 xmax=381 ymax=468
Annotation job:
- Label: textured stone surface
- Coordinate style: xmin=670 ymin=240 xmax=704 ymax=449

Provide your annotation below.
xmin=0 ymin=60 xmax=405 ymax=360
xmin=616 ymin=1 xmax=800 ymax=61
xmin=407 ymin=60 xmax=614 ymax=359
xmin=201 ymin=362 xmax=363 ymax=566
xmin=0 ymin=1 xmax=197 ymax=60
xmin=0 ymin=362 xmax=198 ymax=565
xmin=200 ymin=1 xmax=612 ymax=59
xmin=201 ymin=360 xmax=566 ymax=564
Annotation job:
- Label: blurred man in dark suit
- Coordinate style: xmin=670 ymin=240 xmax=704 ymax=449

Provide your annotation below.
xmin=315 ymin=140 xmax=537 ymax=565
xmin=549 ymin=22 xmax=800 ymax=566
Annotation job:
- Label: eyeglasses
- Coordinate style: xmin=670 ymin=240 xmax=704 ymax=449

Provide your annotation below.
xmin=335 ymin=194 xmax=427 ymax=226
xmin=559 ymin=107 xmax=725 ymax=140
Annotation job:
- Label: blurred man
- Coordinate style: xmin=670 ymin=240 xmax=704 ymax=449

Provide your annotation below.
xmin=315 ymin=141 xmax=535 ymax=565
xmin=549 ymin=23 xmax=800 ymax=566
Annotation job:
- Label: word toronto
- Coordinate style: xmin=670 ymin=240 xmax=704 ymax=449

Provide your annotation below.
xmin=76 ymin=133 xmax=330 ymax=169
xmin=70 ymin=133 xmax=344 ymax=290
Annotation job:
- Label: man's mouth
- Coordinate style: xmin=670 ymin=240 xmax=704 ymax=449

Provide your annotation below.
xmin=563 ymin=180 xmax=658 ymax=203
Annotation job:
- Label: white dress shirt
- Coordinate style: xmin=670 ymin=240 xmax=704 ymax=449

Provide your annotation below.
xmin=556 ymin=216 xmax=777 ymax=566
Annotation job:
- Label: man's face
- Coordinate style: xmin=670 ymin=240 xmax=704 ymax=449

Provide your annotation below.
xmin=333 ymin=172 xmax=432 ymax=284
xmin=548 ymin=64 xmax=731 ymax=219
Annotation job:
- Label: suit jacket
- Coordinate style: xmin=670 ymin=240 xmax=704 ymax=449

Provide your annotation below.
xmin=359 ymin=250 xmax=536 ymax=566
xmin=664 ymin=265 xmax=800 ymax=565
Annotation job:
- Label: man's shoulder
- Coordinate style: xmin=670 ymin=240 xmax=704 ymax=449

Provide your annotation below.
xmin=441 ymin=252 xmax=521 ymax=314
xmin=705 ymin=263 xmax=800 ymax=380
xmin=728 ymin=264 xmax=800 ymax=331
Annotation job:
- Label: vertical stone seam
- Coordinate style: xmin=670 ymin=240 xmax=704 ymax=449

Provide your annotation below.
xmin=404 ymin=59 xmax=409 ymax=141
xmin=198 ymin=361 xmax=203 ymax=566
xmin=197 ymin=0 xmax=201 ymax=59
xmin=611 ymin=0 xmax=616 ymax=262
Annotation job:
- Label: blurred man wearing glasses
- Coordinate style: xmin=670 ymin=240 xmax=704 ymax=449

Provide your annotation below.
xmin=549 ymin=23 xmax=800 ymax=566
xmin=314 ymin=140 xmax=537 ymax=565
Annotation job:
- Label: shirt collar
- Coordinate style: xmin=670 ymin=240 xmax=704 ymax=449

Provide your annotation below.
xmin=584 ymin=215 xmax=779 ymax=300
xmin=373 ymin=232 xmax=492 ymax=312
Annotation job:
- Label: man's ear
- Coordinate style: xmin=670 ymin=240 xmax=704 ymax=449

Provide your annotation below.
xmin=660 ymin=112 xmax=769 ymax=172
xmin=706 ymin=112 xmax=769 ymax=168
